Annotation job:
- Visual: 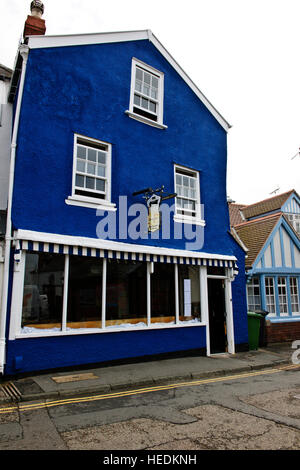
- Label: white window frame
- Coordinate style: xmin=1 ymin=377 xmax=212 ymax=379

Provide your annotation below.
xmin=265 ymin=276 xmax=276 ymax=316
xmin=10 ymin=252 xmax=208 ymax=340
xmin=290 ymin=277 xmax=300 ymax=315
xmin=173 ymin=164 xmax=205 ymax=226
xmin=277 ymin=276 xmax=288 ymax=316
xmin=247 ymin=277 xmax=261 ymax=311
xmin=126 ymin=58 xmax=167 ymax=130
xmin=65 ymin=134 xmax=116 ymax=211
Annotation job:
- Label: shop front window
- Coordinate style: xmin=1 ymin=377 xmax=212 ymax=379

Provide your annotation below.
xmin=106 ymin=260 xmax=147 ymax=327
xmin=67 ymin=256 xmax=103 ymax=328
xmin=151 ymin=263 xmax=175 ymax=324
xmin=22 ymin=252 xmax=64 ymax=330
xmin=178 ymin=265 xmax=201 ymax=322
xmin=20 ymin=251 xmax=214 ymax=335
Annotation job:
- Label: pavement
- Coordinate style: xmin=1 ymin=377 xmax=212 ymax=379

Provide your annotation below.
xmin=0 ymin=342 xmax=297 ymax=404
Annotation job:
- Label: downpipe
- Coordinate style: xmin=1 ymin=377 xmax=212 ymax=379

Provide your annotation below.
xmin=0 ymin=44 xmax=29 ymax=374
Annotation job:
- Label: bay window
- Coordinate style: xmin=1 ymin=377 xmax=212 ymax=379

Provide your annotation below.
xmin=265 ymin=277 xmax=276 ymax=316
xmin=290 ymin=277 xmax=299 ymax=314
xmin=247 ymin=277 xmax=261 ymax=312
xmin=278 ymin=277 xmax=288 ymax=315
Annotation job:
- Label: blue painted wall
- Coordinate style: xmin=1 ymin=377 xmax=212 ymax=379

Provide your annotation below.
xmin=12 ymin=40 xmax=233 ymax=255
xmin=5 ymin=326 xmax=207 ymax=375
xmin=5 ymin=39 xmax=248 ymax=374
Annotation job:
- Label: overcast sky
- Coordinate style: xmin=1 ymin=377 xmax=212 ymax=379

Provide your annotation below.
xmin=0 ymin=0 xmax=299 ymax=204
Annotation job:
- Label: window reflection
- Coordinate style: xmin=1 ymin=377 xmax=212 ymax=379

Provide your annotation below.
xmin=151 ymin=263 xmax=175 ymax=324
xmin=178 ymin=265 xmax=201 ymax=322
xmin=67 ymin=256 xmax=103 ymax=328
xmin=106 ymin=260 xmax=147 ymax=327
xmin=22 ymin=252 xmax=64 ymax=330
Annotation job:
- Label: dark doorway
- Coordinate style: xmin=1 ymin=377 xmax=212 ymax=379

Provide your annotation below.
xmin=208 ymin=278 xmax=227 ymax=354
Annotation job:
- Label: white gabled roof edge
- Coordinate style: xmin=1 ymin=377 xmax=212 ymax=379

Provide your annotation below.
xmin=27 ymin=29 xmax=231 ymax=131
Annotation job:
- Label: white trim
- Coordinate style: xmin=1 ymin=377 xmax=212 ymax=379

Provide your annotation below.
xmin=70 ymin=134 xmax=113 ymax=206
xmin=230 ymin=227 xmax=248 ymax=253
xmin=173 ymin=215 xmax=206 ymax=226
xmin=128 ymin=57 xmax=165 ymax=127
xmin=200 ymin=266 xmax=210 ymax=355
xmin=27 ymin=30 xmax=150 ymax=49
xmin=15 ymin=321 xmax=206 ymax=339
xmin=225 ymin=274 xmax=235 ymax=354
xmin=0 ymin=44 xmax=29 ymax=374
xmin=8 ymin=252 xmax=26 ymax=340
xmin=14 ymin=229 xmax=237 ymax=263
xmin=174 ymin=263 xmax=179 ymax=324
xmin=65 ymin=195 xmax=117 ymax=211
xmin=174 ymin=163 xmax=204 ymax=225
xmin=147 ymin=261 xmax=151 ymax=326
xmin=101 ymin=258 xmax=107 ymax=329
xmin=125 ymin=110 xmax=168 ymax=129
xmin=27 ymin=30 xmax=231 ymax=132
xmin=62 ymin=254 xmax=69 ymax=332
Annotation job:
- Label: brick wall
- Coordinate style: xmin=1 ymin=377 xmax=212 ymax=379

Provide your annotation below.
xmin=265 ymin=320 xmax=300 ymax=343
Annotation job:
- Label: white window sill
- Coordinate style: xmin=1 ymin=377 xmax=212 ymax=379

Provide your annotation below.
xmin=174 ymin=215 xmax=206 ymax=226
xmin=125 ymin=110 xmax=168 ymax=129
xmin=15 ymin=321 xmax=206 ymax=339
xmin=66 ymin=195 xmax=117 ymax=211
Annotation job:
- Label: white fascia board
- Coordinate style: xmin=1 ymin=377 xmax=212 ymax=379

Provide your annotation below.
xmin=15 ymin=229 xmax=237 ymax=262
xmin=148 ymin=31 xmax=231 ymax=132
xmin=27 ymin=29 xmax=231 ymax=132
xmin=27 ymin=30 xmax=149 ymax=50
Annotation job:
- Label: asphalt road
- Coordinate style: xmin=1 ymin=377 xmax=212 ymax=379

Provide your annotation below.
xmin=0 ymin=365 xmax=299 ymax=454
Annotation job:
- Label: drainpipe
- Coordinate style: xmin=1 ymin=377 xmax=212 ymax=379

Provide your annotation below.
xmin=0 ymin=44 xmax=29 ymax=374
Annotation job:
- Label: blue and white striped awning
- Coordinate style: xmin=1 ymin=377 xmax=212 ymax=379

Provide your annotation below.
xmin=14 ymin=238 xmax=238 ymax=269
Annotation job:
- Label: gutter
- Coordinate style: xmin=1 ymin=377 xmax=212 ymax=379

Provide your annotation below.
xmin=0 ymin=44 xmax=29 ymax=374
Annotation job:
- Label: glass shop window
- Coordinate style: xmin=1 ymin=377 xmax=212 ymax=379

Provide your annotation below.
xmin=178 ymin=265 xmax=201 ymax=322
xmin=22 ymin=252 xmax=65 ymax=330
xmin=151 ymin=263 xmax=175 ymax=324
xmin=106 ymin=260 xmax=147 ymax=327
xmin=67 ymin=256 xmax=103 ymax=328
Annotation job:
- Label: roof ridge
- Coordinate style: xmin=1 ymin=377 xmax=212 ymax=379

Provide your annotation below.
xmin=240 ymin=189 xmax=294 ymax=210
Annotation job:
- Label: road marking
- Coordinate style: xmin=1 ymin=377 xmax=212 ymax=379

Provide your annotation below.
xmin=0 ymin=363 xmax=299 ymax=415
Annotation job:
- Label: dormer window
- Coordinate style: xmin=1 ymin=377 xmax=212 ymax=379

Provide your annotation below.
xmin=126 ymin=58 xmax=167 ymax=129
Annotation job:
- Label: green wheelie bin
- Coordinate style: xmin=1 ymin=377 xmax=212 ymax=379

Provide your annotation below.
xmin=247 ymin=311 xmax=263 ymax=350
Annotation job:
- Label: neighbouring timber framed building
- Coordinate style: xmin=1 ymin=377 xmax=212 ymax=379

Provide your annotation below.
xmin=229 ymin=190 xmax=300 ymax=343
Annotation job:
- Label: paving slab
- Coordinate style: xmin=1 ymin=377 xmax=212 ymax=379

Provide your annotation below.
xmin=0 ymin=343 xmax=295 ymax=403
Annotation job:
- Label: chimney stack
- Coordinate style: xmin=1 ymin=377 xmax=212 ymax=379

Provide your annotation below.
xmin=23 ymin=1 xmax=46 ymax=38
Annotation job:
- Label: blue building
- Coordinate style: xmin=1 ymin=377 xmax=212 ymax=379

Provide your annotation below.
xmin=230 ymin=190 xmax=300 ymax=343
xmin=0 ymin=4 xmax=248 ymax=375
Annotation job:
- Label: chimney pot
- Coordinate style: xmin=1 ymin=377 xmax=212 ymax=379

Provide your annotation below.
xmin=30 ymin=1 xmax=44 ymax=17
xmin=24 ymin=1 xmax=46 ymax=38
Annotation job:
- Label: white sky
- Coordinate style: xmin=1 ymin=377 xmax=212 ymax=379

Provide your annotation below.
xmin=0 ymin=0 xmax=299 ymax=205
